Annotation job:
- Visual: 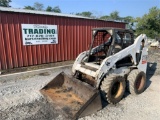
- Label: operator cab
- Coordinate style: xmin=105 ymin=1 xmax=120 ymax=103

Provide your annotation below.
xmin=77 ymin=28 xmax=135 ymax=86
xmin=87 ymin=27 xmax=134 ymax=64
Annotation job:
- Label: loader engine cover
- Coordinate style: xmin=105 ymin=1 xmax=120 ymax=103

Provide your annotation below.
xmin=40 ymin=72 xmax=102 ymax=119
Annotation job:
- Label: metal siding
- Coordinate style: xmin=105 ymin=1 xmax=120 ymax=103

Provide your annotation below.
xmin=10 ymin=14 xmax=18 ymax=68
xmin=77 ymin=19 xmax=80 ymax=54
xmin=41 ymin=15 xmax=46 ymax=64
xmin=57 ymin=17 xmax=62 ymax=61
xmin=49 ymin=16 xmax=57 ymax=62
xmin=64 ymin=17 xmax=67 ymax=61
xmin=2 ymin=13 xmax=13 ymax=69
xmin=0 ymin=12 xmax=7 ymax=69
xmin=0 ymin=11 xmax=126 ymax=70
xmin=71 ymin=18 xmax=74 ymax=60
xmin=14 ymin=13 xmax=23 ymax=67
xmin=67 ymin=18 xmax=71 ymax=60
xmin=20 ymin=14 xmax=28 ymax=67
xmin=73 ymin=19 xmax=76 ymax=59
xmin=30 ymin=14 xmax=38 ymax=65
xmin=47 ymin=16 xmax=53 ymax=63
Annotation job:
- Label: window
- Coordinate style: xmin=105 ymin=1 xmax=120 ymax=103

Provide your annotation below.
xmin=123 ymin=33 xmax=133 ymax=48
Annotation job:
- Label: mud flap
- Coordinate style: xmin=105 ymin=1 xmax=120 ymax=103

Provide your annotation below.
xmin=40 ymin=72 xmax=102 ymax=120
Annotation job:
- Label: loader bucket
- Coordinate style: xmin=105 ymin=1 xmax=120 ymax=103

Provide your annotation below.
xmin=40 ymin=72 xmax=102 ymax=120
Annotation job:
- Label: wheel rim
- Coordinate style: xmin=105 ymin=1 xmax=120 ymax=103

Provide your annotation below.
xmin=136 ymin=75 xmax=145 ymax=91
xmin=111 ymin=81 xmax=123 ymax=99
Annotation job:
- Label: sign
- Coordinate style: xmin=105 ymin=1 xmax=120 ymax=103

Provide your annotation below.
xmin=21 ymin=24 xmax=58 ymax=45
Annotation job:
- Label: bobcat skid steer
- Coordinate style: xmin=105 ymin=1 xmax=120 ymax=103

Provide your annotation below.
xmin=41 ymin=28 xmax=148 ymax=119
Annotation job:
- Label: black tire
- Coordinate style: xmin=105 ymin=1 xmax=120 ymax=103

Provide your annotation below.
xmin=100 ymin=75 xmax=126 ymax=104
xmin=127 ymin=69 xmax=146 ymax=95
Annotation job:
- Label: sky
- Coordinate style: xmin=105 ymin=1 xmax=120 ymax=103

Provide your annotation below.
xmin=10 ymin=0 xmax=160 ymax=18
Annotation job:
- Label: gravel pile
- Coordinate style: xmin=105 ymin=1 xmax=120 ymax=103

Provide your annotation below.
xmin=0 ymin=48 xmax=160 ymax=120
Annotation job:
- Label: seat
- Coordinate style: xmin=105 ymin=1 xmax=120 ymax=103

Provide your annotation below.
xmin=113 ymin=44 xmax=122 ymax=54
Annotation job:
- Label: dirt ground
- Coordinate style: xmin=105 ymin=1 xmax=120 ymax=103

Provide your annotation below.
xmin=0 ymin=48 xmax=160 ymax=120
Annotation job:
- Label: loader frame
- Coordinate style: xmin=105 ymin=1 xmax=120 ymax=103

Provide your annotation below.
xmin=72 ymin=28 xmax=148 ymax=88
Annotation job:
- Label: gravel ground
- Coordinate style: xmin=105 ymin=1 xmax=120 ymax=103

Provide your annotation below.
xmin=0 ymin=66 xmax=72 ymax=120
xmin=0 ymin=48 xmax=160 ymax=120
xmin=80 ymin=75 xmax=160 ymax=120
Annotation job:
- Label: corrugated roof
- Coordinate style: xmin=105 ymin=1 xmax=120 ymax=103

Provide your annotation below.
xmin=0 ymin=7 xmax=126 ymax=23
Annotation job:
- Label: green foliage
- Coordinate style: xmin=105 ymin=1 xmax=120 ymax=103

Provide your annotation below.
xmin=99 ymin=11 xmax=134 ymax=23
xmin=23 ymin=3 xmax=61 ymax=13
xmin=46 ymin=6 xmax=53 ymax=12
xmin=110 ymin=11 xmax=119 ymax=20
xmin=123 ymin=16 xmax=134 ymax=23
xmin=99 ymin=11 xmax=120 ymax=20
xmin=136 ymin=7 xmax=160 ymax=38
xmin=122 ymin=16 xmax=135 ymax=30
xmin=23 ymin=2 xmax=44 ymax=10
xmin=76 ymin=11 xmax=92 ymax=17
xmin=46 ymin=6 xmax=61 ymax=13
xmin=24 ymin=6 xmax=35 ymax=10
xmin=99 ymin=15 xmax=110 ymax=20
xmin=0 ymin=0 xmax=11 ymax=7
xmin=99 ymin=12 xmax=135 ymax=30
xmin=52 ymin=6 xmax=61 ymax=13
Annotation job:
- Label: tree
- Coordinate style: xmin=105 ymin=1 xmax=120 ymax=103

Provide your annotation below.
xmin=136 ymin=7 xmax=160 ymax=38
xmin=123 ymin=16 xmax=135 ymax=30
xmin=99 ymin=11 xmax=120 ymax=21
xmin=46 ymin=6 xmax=61 ymax=13
xmin=52 ymin=6 xmax=61 ymax=13
xmin=24 ymin=6 xmax=35 ymax=10
xmin=34 ymin=2 xmax=44 ymax=11
xmin=46 ymin=6 xmax=53 ymax=12
xmin=99 ymin=15 xmax=110 ymax=20
xmin=123 ymin=16 xmax=134 ymax=23
xmin=0 ymin=0 xmax=11 ymax=7
xmin=110 ymin=11 xmax=119 ymax=20
xmin=76 ymin=11 xmax=92 ymax=17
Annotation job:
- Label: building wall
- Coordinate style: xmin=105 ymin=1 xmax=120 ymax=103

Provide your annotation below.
xmin=0 ymin=11 xmax=125 ymax=70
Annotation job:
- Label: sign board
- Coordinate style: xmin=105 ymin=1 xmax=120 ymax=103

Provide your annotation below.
xmin=21 ymin=24 xmax=58 ymax=45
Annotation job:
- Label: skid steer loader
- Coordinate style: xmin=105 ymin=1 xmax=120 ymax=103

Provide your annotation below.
xmin=41 ymin=28 xmax=148 ymax=119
